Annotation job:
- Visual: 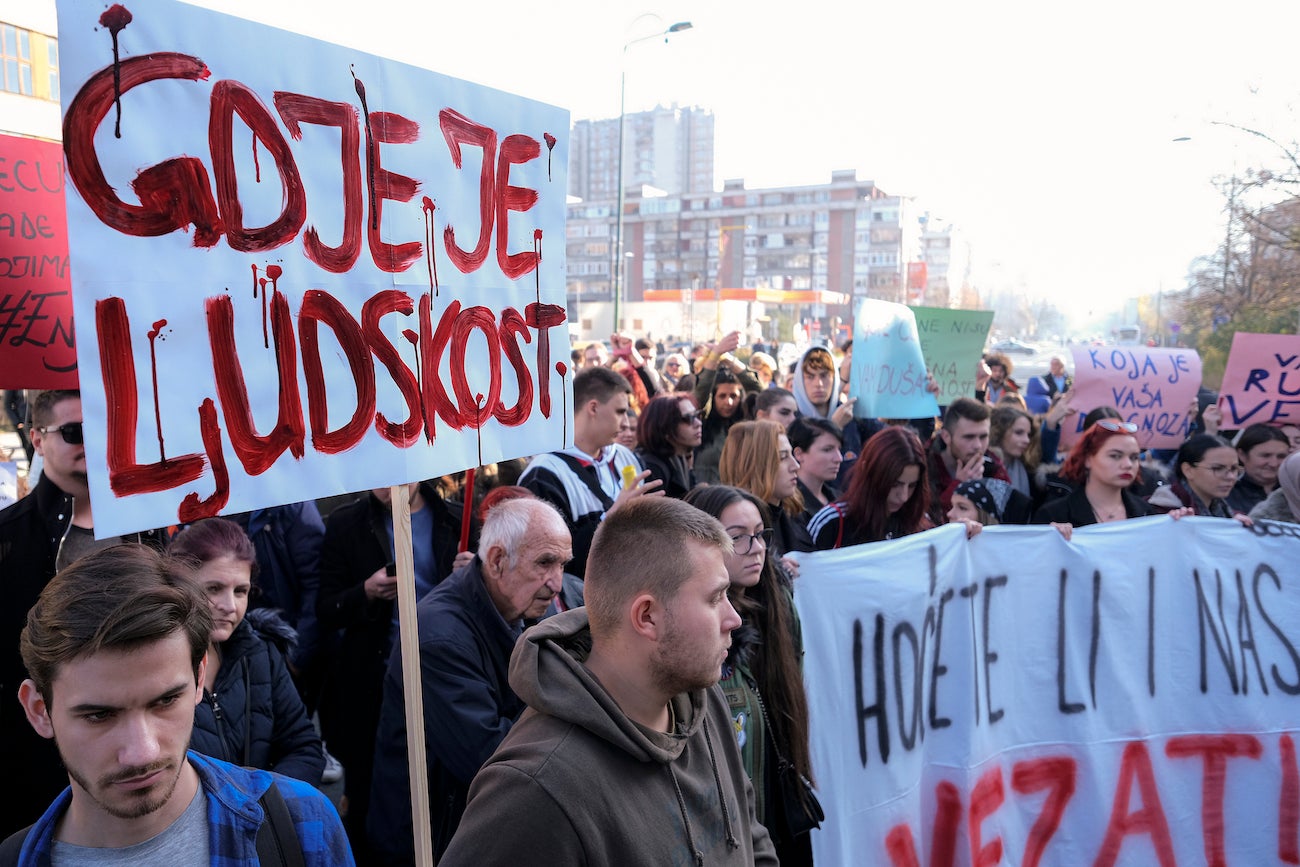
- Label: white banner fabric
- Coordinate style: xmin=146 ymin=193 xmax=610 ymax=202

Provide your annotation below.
xmin=792 ymin=517 xmax=1300 ymax=867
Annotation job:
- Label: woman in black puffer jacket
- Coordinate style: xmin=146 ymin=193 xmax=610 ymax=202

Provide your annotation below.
xmin=171 ymin=517 xmax=324 ymax=784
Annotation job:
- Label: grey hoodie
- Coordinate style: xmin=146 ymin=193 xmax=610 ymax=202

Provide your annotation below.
xmin=790 ymin=346 xmax=843 ymax=420
xmin=440 ymin=609 xmax=777 ymax=866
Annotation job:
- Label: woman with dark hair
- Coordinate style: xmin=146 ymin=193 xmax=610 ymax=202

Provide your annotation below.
xmin=1149 ymin=434 xmax=1252 ymax=524
xmin=1251 ymin=450 xmax=1300 ymax=524
xmin=691 ymin=348 xmax=759 ymax=488
xmin=1032 ymin=420 xmax=1159 ymax=528
xmin=808 ymin=425 xmax=934 ymax=549
xmin=788 ymin=417 xmax=842 ymax=524
xmin=683 ymin=485 xmax=819 ymax=866
xmin=633 ymin=393 xmax=701 ymax=499
xmin=719 ymin=419 xmax=812 ymax=556
xmin=171 ymin=517 xmax=324 ymax=783
xmin=751 ymin=386 xmax=798 ymax=428
xmin=1226 ymin=424 xmax=1291 ymax=515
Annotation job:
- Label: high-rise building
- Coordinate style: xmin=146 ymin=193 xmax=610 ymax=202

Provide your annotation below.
xmin=568 ymin=104 xmax=714 ymax=202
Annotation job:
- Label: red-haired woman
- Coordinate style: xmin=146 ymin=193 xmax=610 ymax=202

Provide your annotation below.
xmin=634 ymin=393 xmax=701 ymax=499
xmin=808 ymin=425 xmax=935 ymax=548
xmin=1032 ymin=420 xmax=1157 ymax=530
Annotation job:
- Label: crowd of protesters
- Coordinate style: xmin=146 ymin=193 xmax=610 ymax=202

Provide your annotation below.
xmin=2 ymin=331 xmax=1297 ymax=864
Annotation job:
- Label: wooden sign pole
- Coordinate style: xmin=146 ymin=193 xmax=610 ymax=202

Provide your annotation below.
xmin=391 ymin=486 xmax=434 ymax=867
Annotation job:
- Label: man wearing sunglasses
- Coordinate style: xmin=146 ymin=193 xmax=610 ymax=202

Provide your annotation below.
xmin=0 ymin=389 xmax=168 ymax=836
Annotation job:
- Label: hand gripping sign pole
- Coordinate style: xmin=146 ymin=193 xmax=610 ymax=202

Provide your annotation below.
xmin=390 ymin=486 xmax=434 ymax=867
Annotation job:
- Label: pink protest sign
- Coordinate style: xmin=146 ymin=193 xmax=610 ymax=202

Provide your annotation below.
xmin=1218 ymin=332 xmax=1300 ymax=427
xmin=1063 ymin=345 xmax=1201 ymax=449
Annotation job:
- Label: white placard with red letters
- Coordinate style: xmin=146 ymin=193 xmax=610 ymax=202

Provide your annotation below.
xmin=57 ymin=0 xmax=570 ymax=536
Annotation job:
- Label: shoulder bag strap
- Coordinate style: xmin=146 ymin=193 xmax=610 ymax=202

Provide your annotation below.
xmin=256 ymin=782 xmax=306 ymax=867
xmin=0 ymin=826 xmax=30 ymax=867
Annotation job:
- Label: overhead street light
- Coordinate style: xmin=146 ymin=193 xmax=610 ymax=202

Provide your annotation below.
xmin=611 ymin=18 xmax=693 ymax=333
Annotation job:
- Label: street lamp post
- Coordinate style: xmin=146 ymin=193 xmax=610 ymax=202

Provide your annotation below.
xmin=611 ymin=18 xmax=692 ymax=334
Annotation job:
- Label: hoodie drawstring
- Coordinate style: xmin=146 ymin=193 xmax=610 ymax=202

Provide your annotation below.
xmin=702 ymin=716 xmax=739 ymax=852
xmin=666 ymin=714 xmax=741 ymax=865
xmin=667 ymin=762 xmax=704 ymax=866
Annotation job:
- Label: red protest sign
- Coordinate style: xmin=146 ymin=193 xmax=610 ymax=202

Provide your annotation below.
xmin=0 ymin=134 xmax=77 ymax=388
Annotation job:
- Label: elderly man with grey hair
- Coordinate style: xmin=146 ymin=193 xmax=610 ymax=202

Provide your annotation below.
xmin=366 ymin=497 xmax=572 ymax=864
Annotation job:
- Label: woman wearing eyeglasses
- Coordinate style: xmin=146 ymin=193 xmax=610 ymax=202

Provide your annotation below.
xmin=1032 ymin=419 xmax=1156 ymax=528
xmin=633 ymin=393 xmax=701 ymax=499
xmin=1148 ymin=434 xmax=1252 ymax=524
xmin=683 ymin=485 xmax=818 ymax=866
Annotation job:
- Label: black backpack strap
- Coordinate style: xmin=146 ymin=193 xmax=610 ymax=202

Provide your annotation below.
xmin=0 ymin=825 xmax=31 ymax=867
xmin=256 ymin=782 xmax=305 ymax=867
xmin=552 ymin=453 xmax=616 ymax=512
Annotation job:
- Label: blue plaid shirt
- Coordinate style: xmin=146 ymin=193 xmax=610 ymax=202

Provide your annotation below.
xmin=18 ymin=751 xmax=353 ymax=866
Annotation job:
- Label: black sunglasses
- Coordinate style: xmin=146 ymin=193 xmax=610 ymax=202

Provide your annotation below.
xmin=678 ymin=411 xmax=702 ymax=424
xmin=38 ymin=421 xmax=84 ymax=445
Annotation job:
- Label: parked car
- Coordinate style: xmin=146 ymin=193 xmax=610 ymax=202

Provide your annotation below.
xmin=989 ymin=339 xmax=1037 ymax=355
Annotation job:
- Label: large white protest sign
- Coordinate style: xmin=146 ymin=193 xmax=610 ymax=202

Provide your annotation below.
xmin=792 ymin=518 xmax=1300 ymax=866
xmin=57 ymin=0 xmax=570 ymax=537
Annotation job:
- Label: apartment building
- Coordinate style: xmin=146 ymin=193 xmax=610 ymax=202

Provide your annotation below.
xmin=0 ymin=6 xmax=60 ymax=140
xmin=566 ymin=167 xmax=970 ymax=339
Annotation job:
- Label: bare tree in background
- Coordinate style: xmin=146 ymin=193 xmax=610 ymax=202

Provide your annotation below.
xmin=1175 ymin=124 xmax=1300 ymax=382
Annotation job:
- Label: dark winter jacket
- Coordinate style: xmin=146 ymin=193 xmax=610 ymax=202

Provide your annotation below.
xmin=230 ymin=503 xmax=325 ymax=672
xmin=190 ymin=611 xmax=324 ymax=784
xmin=1225 ymin=473 xmax=1271 ymax=517
xmin=368 ymin=557 xmax=527 ymax=863
xmin=0 ymin=474 xmax=166 ymax=835
xmin=1031 ymin=484 xmax=1153 ymax=526
xmin=315 ymin=483 xmax=460 ymax=826
xmin=635 ymin=448 xmax=695 ymax=500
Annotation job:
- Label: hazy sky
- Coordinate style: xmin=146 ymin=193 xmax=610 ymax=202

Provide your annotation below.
xmin=193 ymin=0 xmax=1300 ymax=317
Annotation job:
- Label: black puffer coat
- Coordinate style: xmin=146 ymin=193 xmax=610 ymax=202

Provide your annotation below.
xmin=189 ymin=610 xmax=324 ymax=784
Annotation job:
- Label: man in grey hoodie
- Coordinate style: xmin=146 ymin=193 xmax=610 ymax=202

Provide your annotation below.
xmin=441 ymin=497 xmax=777 ymax=866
